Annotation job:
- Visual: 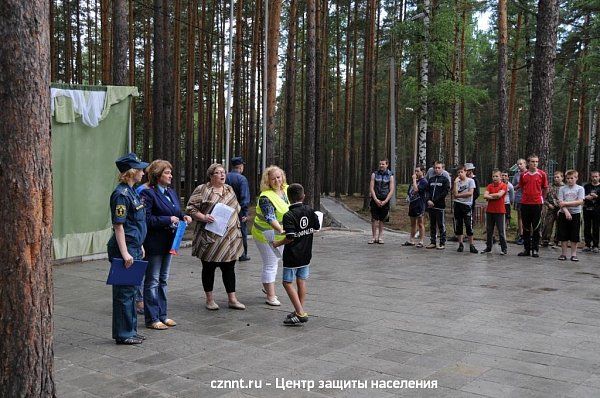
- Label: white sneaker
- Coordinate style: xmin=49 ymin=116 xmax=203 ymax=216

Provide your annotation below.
xmin=265 ymin=297 xmax=281 ymax=306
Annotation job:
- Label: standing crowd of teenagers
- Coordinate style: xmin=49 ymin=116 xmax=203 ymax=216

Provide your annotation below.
xmin=369 ymin=155 xmax=600 ymax=261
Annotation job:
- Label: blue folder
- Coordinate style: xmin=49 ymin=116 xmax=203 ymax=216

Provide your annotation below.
xmin=106 ymin=258 xmax=148 ymax=286
xmin=169 ymin=222 xmax=188 ymax=255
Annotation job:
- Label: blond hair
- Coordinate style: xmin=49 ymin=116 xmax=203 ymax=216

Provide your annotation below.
xmin=118 ymin=169 xmax=139 ymax=183
xmin=147 ymin=159 xmax=173 ymax=186
xmin=206 ymin=163 xmax=225 ymax=182
xmin=260 ymin=165 xmax=287 ymax=192
xmin=565 ymin=169 xmax=578 ymax=178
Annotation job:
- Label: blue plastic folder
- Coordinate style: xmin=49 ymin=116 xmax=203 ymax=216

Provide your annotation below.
xmin=169 ymin=222 xmax=188 ymax=255
xmin=106 ymin=258 xmax=148 ymax=286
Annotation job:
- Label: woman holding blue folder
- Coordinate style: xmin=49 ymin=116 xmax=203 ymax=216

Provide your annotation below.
xmin=107 ymin=153 xmax=149 ymax=345
xmin=140 ymin=160 xmax=191 ymax=330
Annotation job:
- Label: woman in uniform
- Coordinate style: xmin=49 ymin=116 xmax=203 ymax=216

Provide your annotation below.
xmin=107 ymin=152 xmax=149 ymax=345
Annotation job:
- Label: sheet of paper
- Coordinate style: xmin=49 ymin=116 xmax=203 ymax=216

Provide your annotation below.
xmin=204 ymin=203 xmax=236 ymax=237
xmin=315 ymin=211 xmax=324 ymax=228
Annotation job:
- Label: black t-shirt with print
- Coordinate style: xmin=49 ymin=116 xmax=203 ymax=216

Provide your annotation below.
xmin=282 ymin=203 xmax=320 ymax=268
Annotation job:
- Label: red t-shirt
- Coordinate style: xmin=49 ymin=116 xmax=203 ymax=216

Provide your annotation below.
xmin=486 ymin=182 xmax=507 ymax=214
xmin=519 ymin=170 xmax=548 ymax=205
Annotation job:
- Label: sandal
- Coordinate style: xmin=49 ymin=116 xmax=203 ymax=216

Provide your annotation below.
xmin=146 ymin=321 xmax=168 ymax=330
xmin=368 ymin=239 xmax=376 ymax=244
xmin=403 ymin=241 xmax=415 ymax=246
xmin=570 ymin=256 xmax=579 ymax=262
xmin=162 ymin=319 xmax=177 ymax=327
xmin=377 ymin=239 xmax=384 ymax=244
xmin=558 ymin=255 xmax=567 ymax=261
xmin=415 ymin=242 xmax=424 ymax=248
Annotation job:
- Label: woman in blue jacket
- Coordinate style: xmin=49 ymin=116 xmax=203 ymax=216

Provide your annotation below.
xmin=140 ymin=160 xmax=191 ymax=330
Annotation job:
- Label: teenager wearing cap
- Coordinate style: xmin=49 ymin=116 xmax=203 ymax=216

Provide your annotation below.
xmin=465 ymin=163 xmax=480 ymax=210
xmin=225 ymin=156 xmax=251 ymax=261
xmin=107 ymin=152 xmax=149 ymax=345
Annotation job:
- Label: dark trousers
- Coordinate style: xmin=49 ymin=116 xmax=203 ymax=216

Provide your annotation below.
xmin=111 ymin=246 xmax=142 ymax=341
xmin=583 ymin=209 xmax=600 ymax=248
xmin=454 ymin=202 xmax=473 ymax=237
xmin=201 ymin=260 xmax=236 ymax=293
xmin=428 ymin=208 xmax=446 ymax=245
xmin=240 ymin=220 xmax=248 ymax=256
xmin=521 ymin=204 xmax=542 ymax=252
xmin=486 ymin=213 xmax=507 ymax=251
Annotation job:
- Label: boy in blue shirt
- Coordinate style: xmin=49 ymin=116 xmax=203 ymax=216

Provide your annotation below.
xmin=273 ymin=183 xmax=320 ymax=325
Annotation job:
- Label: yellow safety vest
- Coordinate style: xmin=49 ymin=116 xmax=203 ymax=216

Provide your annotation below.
xmin=251 ymin=186 xmax=290 ymax=243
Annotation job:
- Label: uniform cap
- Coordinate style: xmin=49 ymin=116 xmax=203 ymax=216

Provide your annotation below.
xmin=231 ymin=156 xmax=245 ymax=166
xmin=115 ymin=152 xmax=149 ymax=173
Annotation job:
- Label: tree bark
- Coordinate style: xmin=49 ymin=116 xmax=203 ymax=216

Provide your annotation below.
xmin=101 ymin=0 xmax=111 ymax=84
xmin=497 ymin=0 xmax=509 ymax=171
xmin=65 ymin=0 xmax=73 ymax=83
xmin=304 ymin=0 xmax=317 ymax=207
xmin=507 ymin=11 xmax=522 ymax=161
xmin=247 ymin=0 xmax=260 ymax=198
xmin=76 ymin=0 xmax=83 ymax=83
xmin=233 ymin=0 xmax=244 ymax=157
xmin=526 ymin=0 xmax=559 ymax=169
xmin=143 ymin=4 xmax=152 ymax=162
xmin=0 ymin=1 xmax=55 ymax=395
xmin=362 ymin=0 xmax=377 ymax=209
xmin=418 ymin=0 xmax=430 ymax=167
xmin=111 ymin=0 xmax=128 ymax=85
xmin=284 ymin=0 xmax=298 ymax=182
xmin=172 ymin=0 xmax=182 ymax=188
xmin=266 ymin=0 xmax=283 ymax=165
xmin=185 ymin=0 xmax=197 ymax=200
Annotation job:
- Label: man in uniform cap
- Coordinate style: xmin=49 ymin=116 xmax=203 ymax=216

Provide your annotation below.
xmin=226 ymin=156 xmax=251 ymax=261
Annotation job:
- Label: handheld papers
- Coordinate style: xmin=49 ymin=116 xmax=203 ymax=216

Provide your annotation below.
xmin=315 ymin=211 xmax=324 ymax=228
xmin=204 ymin=203 xmax=235 ymax=236
xmin=106 ymin=258 xmax=148 ymax=285
xmin=169 ymin=222 xmax=188 ymax=255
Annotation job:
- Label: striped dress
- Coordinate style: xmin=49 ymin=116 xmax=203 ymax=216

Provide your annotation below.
xmin=186 ymin=183 xmax=243 ymax=262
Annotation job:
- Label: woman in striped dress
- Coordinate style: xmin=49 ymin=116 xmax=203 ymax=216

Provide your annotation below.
xmin=186 ymin=163 xmax=246 ymax=310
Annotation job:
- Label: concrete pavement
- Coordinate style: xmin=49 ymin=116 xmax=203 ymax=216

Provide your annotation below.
xmin=54 ymin=199 xmax=600 ymax=397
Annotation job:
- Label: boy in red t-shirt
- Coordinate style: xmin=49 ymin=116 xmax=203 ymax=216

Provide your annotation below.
xmin=482 ymin=170 xmax=508 ymax=255
xmin=516 ymin=154 xmax=549 ymax=257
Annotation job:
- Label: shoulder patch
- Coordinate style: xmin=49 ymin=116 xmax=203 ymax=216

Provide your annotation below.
xmin=115 ymin=204 xmax=126 ymax=217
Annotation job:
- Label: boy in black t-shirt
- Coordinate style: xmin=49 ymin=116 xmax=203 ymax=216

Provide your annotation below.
xmin=272 ymin=183 xmax=320 ymax=325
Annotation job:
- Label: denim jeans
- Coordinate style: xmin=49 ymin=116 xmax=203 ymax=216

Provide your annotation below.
xmin=144 ymin=254 xmax=172 ymax=325
xmin=111 ymin=245 xmax=142 ymax=341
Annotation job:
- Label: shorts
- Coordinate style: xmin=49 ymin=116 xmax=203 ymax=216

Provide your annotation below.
xmin=505 ymin=204 xmax=512 ymax=220
xmin=283 ymin=265 xmax=310 ymax=283
xmin=408 ymin=202 xmax=425 ymax=218
xmin=370 ymin=199 xmax=390 ymax=221
xmin=557 ymin=212 xmax=581 ymax=243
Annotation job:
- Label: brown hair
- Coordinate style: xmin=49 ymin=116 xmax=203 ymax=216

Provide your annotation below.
xmin=147 ymin=159 xmax=173 ymax=186
xmin=565 ymin=169 xmax=578 ymax=178
xmin=118 ymin=169 xmax=139 ymax=183
xmin=206 ymin=163 xmax=225 ymax=182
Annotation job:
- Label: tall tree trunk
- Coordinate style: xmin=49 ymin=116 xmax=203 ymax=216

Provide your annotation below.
xmin=152 ymin=0 xmax=168 ymax=159
xmin=101 ymin=0 xmax=111 ymax=84
xmin=143 ymin=5 xmax=152 ymax=161
xmin=459 ymin=5 xmax=467 ymax=164
xmin=247 ymin=0 xmax=260 ymax=197
xmin=50 ymin=0 xmax=56 ymax=81
xmin=349 ymin=0 xmax=359 ymax=194
xmin=575 ymin=13 xmax=590 ymax=176
xmin=112 ymin=0 xmax=128 ymax=85
xmin=128 ymin=0 xmax=135 ymax=148
xmin=590 ymin=91 xmax=600 ymax=170
xmin=526 ymin=0 xmax=559 ymax=169
xmin=185 ymin=0 xmax=197 ymax=200
xmin=87 ymin=0 xmax=94 ymax=84
xmin=362 ymin=0 xmax=377 ymax=209
xmin=497 ymin=0 xmax=509 ymax=171
xmin=284 ymin=0 xmax=298 ymax=181
xmin=172 ymin=0 xmax=182 ymax=188
xmin=75 ymin=0 xmax=82 ymax=83
xmin=266 ymin=0 xmax=283 ymax=165
xmin=197 ymin=0 xmax=207 ymax=179
xmin=232 ymin=0 xmax=244 ymax=157
xmin=342 ymin=0 xmax=353 ymax=195
xmin=65 ymin=0 xmax=73 ymax=83
xmin=418 ymin=0 xmax=430 ymax=166
xmin=304 ymin=0 xmax=317 ymax=207
xmin=0 ymin=1 xmax=55 ymax=395
xmin=507 ymin=11 xmax=522 ymax=161
xmin=451 ymin=0 xmax=461 ymax=166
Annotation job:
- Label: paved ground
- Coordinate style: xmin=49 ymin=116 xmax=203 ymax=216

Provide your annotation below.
xmin=54 ymin=198 xmax=600 ymax=397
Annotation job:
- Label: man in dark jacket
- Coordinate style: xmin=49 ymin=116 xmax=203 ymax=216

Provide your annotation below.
xmin=226 ymin=156 xmax=251 ymax=261
xmin=426 ymin=161 xmax=450 ymax=249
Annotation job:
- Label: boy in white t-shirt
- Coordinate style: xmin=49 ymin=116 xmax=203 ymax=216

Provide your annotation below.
xmin=557 ymin=170 xmax=585 ymax=261
xmin=453 ymin=165 xmax=478 ymax=253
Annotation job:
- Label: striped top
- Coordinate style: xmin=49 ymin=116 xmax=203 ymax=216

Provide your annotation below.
xmin=186 ymin=183 xmax=243 ymax=262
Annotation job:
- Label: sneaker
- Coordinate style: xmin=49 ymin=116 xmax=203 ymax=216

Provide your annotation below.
xmin=594 ymin=248 xmax=599 ymax=254
xmin=437 ymin=244 xmax=445 ymax=250
xmin=582 ymin=247 xmax=592 ymax=252
xmin=501 ymin=249 xmax=507 ymax=255
xmin=239 ymin=255 xmax=251 ymax=261
xmin=457 ymin=243 xmax=464 ymax=252
xmin=481 ymin=248 xmax=492 ymax=253
xmin=469 ymin=245 xmax=479 ymax=254
xmin=517 ymin=251 xmax=530 ymax=257
xmin=516 ymin=238 xmax=524 ymax=245
xmin=531 ymin=251 xmax=539 ymax=258
xmin=283 ymin=312 xmax=308 ymax=326
xmin=426 ymin=243 xmax=437 ymax=249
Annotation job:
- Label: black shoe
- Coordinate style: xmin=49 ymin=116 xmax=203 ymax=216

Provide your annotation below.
xmin=457 ymin=243 xmax=464 ymax=252
xmin=518 ymin=251 xmax=530 ymax=257
xmin=135 ymin=334 xmax=146 ymax=340
xmin=531 ymin=251 xmax=539 ymax=258
xmin=116 ymin=337 xmax=143 ymax=345
xmin=481 ymin=248 xmax=492 ymax=253
xmin=239 ymin=255 xmax=251 ymax=261
xmin=501 ymin=249 xmax=507 ymax=255
xmin=284 ymin=312 xmax=308 ymax=325
xmin=469 ymin=245 xmax=479 ymax=254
